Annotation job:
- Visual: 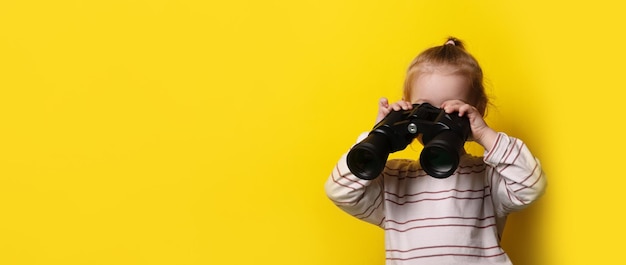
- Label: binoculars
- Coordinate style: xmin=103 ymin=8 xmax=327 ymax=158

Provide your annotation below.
xmin=347 ymin=103 xmax=471 ymax=180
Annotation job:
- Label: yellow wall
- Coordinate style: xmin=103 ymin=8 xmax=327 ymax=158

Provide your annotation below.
xmin=1 ymin=1 xmax=625 ymax=264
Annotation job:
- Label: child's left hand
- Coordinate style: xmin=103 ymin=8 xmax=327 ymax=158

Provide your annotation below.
xmin=440 ymin=100 xmax=498 ymax=152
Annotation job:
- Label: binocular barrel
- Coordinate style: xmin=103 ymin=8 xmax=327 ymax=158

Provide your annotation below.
xmin=419 ymin=130 xmax=466 ymax=178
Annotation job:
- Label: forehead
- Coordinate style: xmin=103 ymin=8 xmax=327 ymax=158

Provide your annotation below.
xmin=409 ymin=68 xmax=471 ymax=104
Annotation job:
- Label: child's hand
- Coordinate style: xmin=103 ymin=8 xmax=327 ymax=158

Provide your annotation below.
xmin=440 ymin=100 xmax=498 ymax=152
xmin=375 ymin=97 xmax=412 ymax=124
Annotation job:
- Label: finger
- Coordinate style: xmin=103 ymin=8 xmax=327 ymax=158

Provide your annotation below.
xmin=442 ymin=100 xmax=470 ymax=114
xmin=440 ymin=100 xmax=453 ymax=109
xmin=398 ymin=101 xmax=409 ymax=110
xmin=392 ymin=101 xmax=412 ymax=111
xmin=442 ymin=104 xmax=459 ymax=114
xmin=455 ymin=103 xmax=466 ymax=115
xmin=379 ymin=97 xmax=389 ymax=109
xmin=402 ymin=101 xmax=413 ymax=110
xmin=441 ymin=99 xmax=464 ymax=109
xmin=391 ymin=103 xmax=402 ymax=111
xmin=458 ymin=104 xmax=477 ymax=117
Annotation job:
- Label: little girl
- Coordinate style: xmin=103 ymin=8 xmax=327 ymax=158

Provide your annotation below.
xmin=325 ymin=37 xmax=546 ymax=265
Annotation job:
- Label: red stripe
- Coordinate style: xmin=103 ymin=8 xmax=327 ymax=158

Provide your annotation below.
xmin=514 ymin=165 xmax=543 ymax=193
xmin=488 ymin=167 xmax=524 ymax=207
xmin=385 ymin=161 xmax=484 ymax=172
xmin=385 ymin=194 xmax=491 ymax=206
xmin=384 ymin=171 xmax=430 ymax=179
xmin=518 ymin=162 xmax=539 ymax=186
xmin=502 ymin=138 xmax=519 ymax=164
xmin=484 ymin=133 xmax=502 ymax=161
xmin=330 ymin=164 xmax=365 ymax=191
xmin=327 ymin=192 xmax=366 ymax=205
xmin=455 ymin=168 xmax=487 ymax=175
xmin=387 ymin=251 xmax=506 ymax=261
xmin=357 ymin=196 xmax=384 ymax=220
xmin=498 ymin=142 xmax=525 ymax=175
xmin=385 ymin=187 xmax=490 ymax=199
xmin=376 ymin=217 xmax=386 ymax=227
xmin=504 ymin=180 xmax=527 ymax=206
xmin=386 ymin=167 xmax=487 ymax=180
xmin=337 ymin=164 xmax=365 ymax=187
xmin=504 ymin=164 xmax=536 ymax=189
xmin=330 ymin=168 xmax=357 ymax=191
xmin=354 ymin=189 xmax=383 ymax=218
xmin=386 ymin=215 xmax=495 ymax=225
xmin=508 ymin=142 xmax=525 ymax=164
xmin=489 ymin=167 xmax=496 ymax=204
xmin=387 ymin=244 xmax=501 ymax=253
xmin=385 ymin=223 xmax=497 ymax=233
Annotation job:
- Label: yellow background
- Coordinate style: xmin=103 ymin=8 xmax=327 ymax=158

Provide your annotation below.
xmin=1 ymin=0 xmax=624 ymax=264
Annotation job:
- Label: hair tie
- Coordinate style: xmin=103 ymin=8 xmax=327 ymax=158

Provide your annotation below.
xmin=445 ymin=39 xmax=456 ymax=46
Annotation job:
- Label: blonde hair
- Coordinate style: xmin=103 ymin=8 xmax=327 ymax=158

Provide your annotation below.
xmin=403 ymin=37 xmax=488 ymax=116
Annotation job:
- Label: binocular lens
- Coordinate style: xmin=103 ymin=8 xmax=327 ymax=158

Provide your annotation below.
xmin=347 ymin=134 xmax=390 ymax=180
xmin=420 ymin=131 xmax=463 ymax=178
xmin=420 ymin=146 xmax=456 ymax=178
xmin=348 ymin=149 xmax=376 ymax=177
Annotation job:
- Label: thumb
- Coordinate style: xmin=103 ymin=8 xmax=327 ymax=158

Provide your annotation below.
xmin=375 ymin=97 xmax=390 ymax=124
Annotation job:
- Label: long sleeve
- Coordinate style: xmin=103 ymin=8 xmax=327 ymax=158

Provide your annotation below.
xmin=484 ymin=132 xmax=547 ymax=216
xmin=325 ymin=133 xmax=386 ymax=227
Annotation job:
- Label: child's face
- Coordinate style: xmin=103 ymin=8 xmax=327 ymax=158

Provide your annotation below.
xmin=409 ymin=68 xmax=471 ymax=108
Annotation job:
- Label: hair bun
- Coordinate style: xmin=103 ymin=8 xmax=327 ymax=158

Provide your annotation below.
xmin=444 ymin=37 xmax=464 ymax=49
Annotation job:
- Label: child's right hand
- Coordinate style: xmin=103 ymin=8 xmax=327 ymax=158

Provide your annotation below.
xmin=375 ymin=97 xmax=413 ymax=124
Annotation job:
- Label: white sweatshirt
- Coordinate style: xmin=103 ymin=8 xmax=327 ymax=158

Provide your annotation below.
xmin=325 ymin=132 xmax=546 ymax=265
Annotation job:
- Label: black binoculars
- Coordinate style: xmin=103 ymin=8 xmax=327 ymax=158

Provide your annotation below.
xmin=347 ymin=103 xmax=471 ymax=180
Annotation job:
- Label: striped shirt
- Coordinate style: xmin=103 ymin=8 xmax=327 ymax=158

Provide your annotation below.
xmin=325 ymin=132 xmax=546 ymax=265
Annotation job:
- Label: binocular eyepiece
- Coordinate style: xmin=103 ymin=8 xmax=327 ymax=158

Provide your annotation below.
xmin=346 ymin=103 xmax=471 ymax=180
